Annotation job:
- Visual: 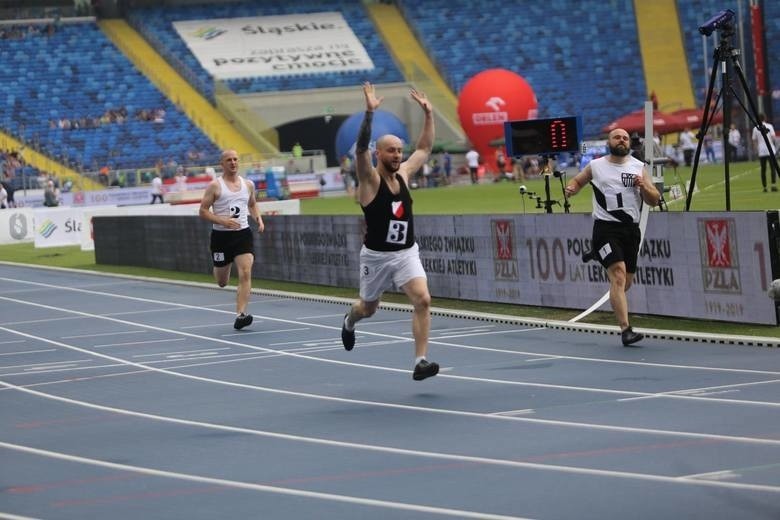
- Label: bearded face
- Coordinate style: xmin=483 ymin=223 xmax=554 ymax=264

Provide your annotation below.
xmin=609 ymin=143 xmax=631 ymax=156
xmin=608 ymin=132 xmax=631 ymax=157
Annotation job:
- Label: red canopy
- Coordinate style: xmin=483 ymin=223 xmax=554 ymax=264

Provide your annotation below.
xmin=602 ymin=109 xmax=687 ymax=136
xmin=669 ymin=107 xmax=724 ymax=129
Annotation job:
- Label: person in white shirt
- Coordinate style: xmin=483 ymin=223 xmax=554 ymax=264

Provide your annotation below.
xmin=199 ymin=150 xmax=265 ymax=330
xmin=728 ymin=124 xmax=741 ymax=161
xmin=752 ymin=114 xmax=778 ymax=192
xmin=465 ymin=147 xmax=480 ymax=184
xmin=150 ymin=173 xmax=164 ymax=204
xmin=0 ymin=184 xmax=7 ymax=209
xmin=679 ymin=128 xmax=696 ymax=166
xmin=565 ymin=128 xmax=661 ymax=346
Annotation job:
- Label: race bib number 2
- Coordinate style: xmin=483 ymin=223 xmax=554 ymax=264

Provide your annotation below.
xmin=386 ymin=220 xmax=408 ymax=245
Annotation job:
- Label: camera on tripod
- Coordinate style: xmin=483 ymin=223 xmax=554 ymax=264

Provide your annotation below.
xmin=698 ymin=9 xmax=735 ymax=36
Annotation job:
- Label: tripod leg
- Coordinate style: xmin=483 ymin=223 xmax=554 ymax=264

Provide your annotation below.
xmin=685 ymin=46 xmax=721 ymax=211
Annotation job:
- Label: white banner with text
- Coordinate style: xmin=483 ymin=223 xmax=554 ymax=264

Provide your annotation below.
xmin=173 ymin=12 xmax=375 ymax=80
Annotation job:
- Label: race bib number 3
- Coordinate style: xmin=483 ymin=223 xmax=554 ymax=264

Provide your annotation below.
xmin=386 ymin=220 xmax=408 ymax=244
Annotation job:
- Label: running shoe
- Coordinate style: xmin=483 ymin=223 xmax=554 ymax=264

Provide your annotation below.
xmin=621 ymin=326 xmax=644 ymax=346
xmin=413 ymin=359 xmax=439 ymax=381
xmin=341 ymin=313 xmax=355 ymax=351
xmin=234 ymin=313 xmax=253 ymax=330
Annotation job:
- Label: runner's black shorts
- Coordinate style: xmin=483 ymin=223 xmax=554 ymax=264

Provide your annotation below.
xmin=591 ymin=220 xmax=641 ymax=273
xmin=210 ymin=227 xmax=254 ymax=267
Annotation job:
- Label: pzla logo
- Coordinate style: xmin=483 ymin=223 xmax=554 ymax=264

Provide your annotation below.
xmin=698 ymin=218 xmax=741 ymax=293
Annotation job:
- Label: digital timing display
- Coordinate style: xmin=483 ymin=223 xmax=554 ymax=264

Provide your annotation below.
xmin=504 ymin=116 xmax=582 ymax=156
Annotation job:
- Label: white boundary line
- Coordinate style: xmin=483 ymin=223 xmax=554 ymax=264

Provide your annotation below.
xmin=3 ymin=294 xmax=780 ymax=409
xmin=2 ymin=380 xmax=780 ymax=495
xmin=3 ymin=325 xmax=780 ymax=446
xmin=0 ymin=440 xmax=532 ymax=520
xmin=1 ymin=263 xmax=777 ymax=347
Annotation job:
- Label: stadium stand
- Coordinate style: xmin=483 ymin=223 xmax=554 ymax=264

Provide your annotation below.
xmin=0 ymin=21 xmax=219 ymax=172
xmin=395 ymin=0 xmax=647 ymax=139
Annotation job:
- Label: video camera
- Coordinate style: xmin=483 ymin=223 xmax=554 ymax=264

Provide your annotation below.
xmin=698 ymin=9 xmax=735 ymax=36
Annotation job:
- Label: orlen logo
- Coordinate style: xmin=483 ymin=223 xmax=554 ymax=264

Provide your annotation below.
xmin=698 ymin=218 xmax=741 ymax=293
xmin=491 ymin=219 xmax=518 ymax=280
xmin=193 ymin=26 xmax=226 ymax=40
xmin=472 ymin=97 xmax=508 ymax=126
xmin=38 ymin=219 xmax=57 ymax=238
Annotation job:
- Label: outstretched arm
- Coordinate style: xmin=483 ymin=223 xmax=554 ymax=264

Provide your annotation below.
xmin=355 ymin=82 xmax=382 ymax=184
xmin=402 ymin=88 xmax=434 ymax=179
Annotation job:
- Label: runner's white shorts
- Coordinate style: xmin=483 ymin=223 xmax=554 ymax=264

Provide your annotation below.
xmin=359 ymin=243 xmax=427 ymax=302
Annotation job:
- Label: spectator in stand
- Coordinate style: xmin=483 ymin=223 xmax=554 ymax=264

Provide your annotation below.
xmin=43 ymin=180 xmax=60 ymax=207
xmin=0 ymin=183 xmax=7 ymax=209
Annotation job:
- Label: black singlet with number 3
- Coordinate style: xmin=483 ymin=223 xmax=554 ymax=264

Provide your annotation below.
xmin=362 ymin=173 xmax=414 ymax=252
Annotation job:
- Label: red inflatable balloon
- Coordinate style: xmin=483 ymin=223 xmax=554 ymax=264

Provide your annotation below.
xmin=457 ymin=69 xmax=538 ymax=162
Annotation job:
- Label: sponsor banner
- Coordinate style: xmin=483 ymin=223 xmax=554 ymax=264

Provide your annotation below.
xmin=93 ymin=212 xmax=776 ymax=324
xmin=63 ymin=187 xmax=154 ymax=207
xmin=33 ymin=207 xmax=83 ymax=248
xmin=0 ymin=207 xmax=35 ymax=244
xmin=172 ymin=12 xmax=375 ymax=80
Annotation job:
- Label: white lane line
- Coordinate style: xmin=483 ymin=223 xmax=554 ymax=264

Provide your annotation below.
xmin=491 ymin=410 xmax=536 ymax=417
xmin=0 ymin=442 xmax=532 ymax=520
xmin=3 ymin=326 xmax=780 ymax=447
xmin=296 ymin=313 xmax=344 ymax=319
xmin=0 ymin=349 xmax=56 ymax=356
xmin=2 ymin=278 xmax=778 ymax=377
xmin=2 ymin=382 xmax=780 ymax=495
xmin=179 ymin=323 xmax=235 ymax=330
xmin=433 ymin=328 xmax=540 ymax=340
xmin=92 ymin=338 xmax=186 ymax=349
xmin=0 ymin=340 xmax=27 ymax=346
xmin=165 ymin=352 xmax=223 ymax=359
xmin=3 ymin=296 xmax=780 ymax=409
xmin=0 ymin=359 xmax=92 ymax=370
xmin=24 ymin=364 xmax=79 ymax=372
xmin=0 ymin=511 xmax=40 ymax=520
xmin=132 ymin=347 xmax=232 ymax=359
xmin=0 ymin=316 xmax=84 ymax=326
xmin=220 ymin=327 xmax=310 ymax=338
xmin=618 ymin=378 xmax=780 ymax=403
xmin=62 ymin=330 xmax=147 ymax=339
xmin=680 ymin=470 xmax=740 ymax=481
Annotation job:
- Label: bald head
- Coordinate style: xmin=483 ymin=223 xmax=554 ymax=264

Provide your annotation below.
xmin=376 ymin=134 xmax=402 ymax=151
xmin=220 ymin=149 xmax=239 ymax=176
xmin=374 ymin=134 xmax=404 ymax=173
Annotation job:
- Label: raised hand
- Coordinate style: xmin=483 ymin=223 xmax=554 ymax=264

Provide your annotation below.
xmin=362 ymin=82 xmax=383 ymax=112
xmin=410 ymin=88 xmax=432 ymax=114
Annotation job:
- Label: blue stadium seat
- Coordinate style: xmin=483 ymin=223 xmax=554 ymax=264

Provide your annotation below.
xmin=0 ymin=21 xmax=219 ymax=170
